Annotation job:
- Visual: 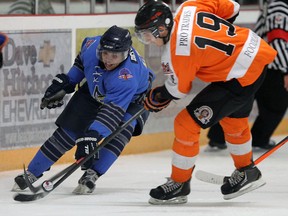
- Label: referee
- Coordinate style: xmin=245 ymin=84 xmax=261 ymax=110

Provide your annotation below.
xmin=251 ymin=0 xmax=288 ymax=149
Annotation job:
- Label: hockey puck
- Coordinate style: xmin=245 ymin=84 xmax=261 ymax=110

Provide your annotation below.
xmin=42 ymin=180 xmax=54 ymax=192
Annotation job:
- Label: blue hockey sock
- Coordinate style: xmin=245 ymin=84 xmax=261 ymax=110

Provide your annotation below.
xmin=92 ymin=148 xmax=117 ymax=175
xmin=27 ymin=150 xmax=54 ymax=178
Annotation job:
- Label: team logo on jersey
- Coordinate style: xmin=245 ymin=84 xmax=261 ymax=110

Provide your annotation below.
xmin=93 ymin=86 xmax=105 ymax=103
xmin=85 ymin=39 xmax=95 ymax=48
xmin=194 ymin=105 xmax=213 ymax=124
xmin=118 ymin=68 xmax=133 ymax=80
xmin=162 ymin=62 xmax=172 ymax=75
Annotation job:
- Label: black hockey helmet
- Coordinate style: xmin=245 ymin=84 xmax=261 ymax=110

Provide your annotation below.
xmin=134 ymin=0 xmax=173 ymax=44
xmin=100 ymin=25 xmax=132 ymax=52
xmin=97 ymin=25 xmax=132 ymax=67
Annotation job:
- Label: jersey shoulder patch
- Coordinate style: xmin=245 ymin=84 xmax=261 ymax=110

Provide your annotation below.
xmin=118 ymin=68 xmax=133 ymax=80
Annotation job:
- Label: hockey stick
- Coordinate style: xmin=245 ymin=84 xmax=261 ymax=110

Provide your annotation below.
xmin=22 ymin=163 xmax=76 ymax=193
xmin=195 ymin=135 xmax=288 ymax=185
xmin=14 ymin=107 xmax=146 ymax=202
xmin=254 ymin=135 xmax=288 ymax=165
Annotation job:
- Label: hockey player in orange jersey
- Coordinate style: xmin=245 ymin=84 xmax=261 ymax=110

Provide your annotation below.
xmin=135 ymin=0 xmax=277 ymax=204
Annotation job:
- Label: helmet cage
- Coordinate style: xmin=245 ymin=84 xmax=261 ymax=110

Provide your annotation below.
xmin=97 ymin=46 xmax=129 ymax=66
xmin=134 ymin=0 xmax=173 ymax=45
xmin=135 ymin=26 xmax=161 ymax=45
xmin=96 ymin=25 xmax=132 ymax=66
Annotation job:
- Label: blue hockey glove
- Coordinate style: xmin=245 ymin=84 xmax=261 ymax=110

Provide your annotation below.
xmin=75 ymin=130 xmax=101 ymax=170
xmin=40 ymin=73 xmax=75 ymax=109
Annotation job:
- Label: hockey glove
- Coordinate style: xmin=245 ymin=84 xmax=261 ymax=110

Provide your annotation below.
xmin=75 ymin=130 xmax=101 ymax=170
xmin=40 ymin=73 xmax=75 ymax=109
xmin=0 ymin=52 xmax=3 ymax=69
xmin=144 ymin=85 xmax=173 ymax=112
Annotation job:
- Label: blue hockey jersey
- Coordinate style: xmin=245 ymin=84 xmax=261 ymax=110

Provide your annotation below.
xmin=0 ymin=33 xmax=8 ymax=48
xmin=66 ymin=36 xmax=154 ymax=137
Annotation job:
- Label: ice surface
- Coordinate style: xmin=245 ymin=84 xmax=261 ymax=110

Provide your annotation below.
xmin=1 ymin=135 xmax=287 ymax=216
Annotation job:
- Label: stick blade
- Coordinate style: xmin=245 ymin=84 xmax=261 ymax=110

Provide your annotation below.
xmin=195 ymin=170 xmax=226 ymax=185
xmin=13 ymin=192 xmax=47 ymax=202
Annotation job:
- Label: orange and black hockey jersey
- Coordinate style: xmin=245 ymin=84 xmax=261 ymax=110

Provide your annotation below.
xmin=162 ymin=0 xmax=277 ymax=98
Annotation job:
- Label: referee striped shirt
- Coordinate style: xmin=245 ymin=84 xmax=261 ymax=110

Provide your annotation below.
xmin=254 ymin=0 xmax=288 ymax=73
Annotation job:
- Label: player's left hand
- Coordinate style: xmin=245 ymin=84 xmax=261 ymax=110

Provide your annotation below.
xmin=40 ymin=73 xmax=75 ymax=109
xmin=144 ymin=86 xmax=172 ymax=112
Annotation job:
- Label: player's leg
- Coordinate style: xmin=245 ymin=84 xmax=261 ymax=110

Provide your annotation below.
xmin=73 ymin=104 xmax=148 ymax=195
xmin=220 ymin=117 xmax=265 ymax=199
xmin=12 ymin=127 xmax=76 ymax=191
xmin=72 ymin=121 xmax=135 ymax=195
xmin=148 ymin=81 xmax=238 ymax=204
xmin=12 ymin=89 xmax=91 ymax=191
xmin=149 ymin=108 xmax=200 ymax=204
xmin=218 ymin=73 xmax=267 ymax=199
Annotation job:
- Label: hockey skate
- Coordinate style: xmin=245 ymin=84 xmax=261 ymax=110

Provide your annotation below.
xmin=72 ymin=169 xmax=99 ymax=195
xmin=221 ymin=164 xmax=266 ymax=200
xmin=149 ymin=177 xmax=191 ymax=205
xmin=12 ymin=171 xmax=39 ymax=191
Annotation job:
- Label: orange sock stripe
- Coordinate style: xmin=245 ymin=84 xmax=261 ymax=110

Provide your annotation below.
xmin=221 ymin=117 xmax=253 ymax=168
xmin=171 ymin=109 xmax=200 ymax=182
xmin=231 ymin=151 xmax=253 ymax=169
xmin=171 ymin=165 xmax=194 ymax=183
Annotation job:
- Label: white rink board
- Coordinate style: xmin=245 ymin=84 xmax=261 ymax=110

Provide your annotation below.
xmin=0 ymin=9 xmax=275 ymax=151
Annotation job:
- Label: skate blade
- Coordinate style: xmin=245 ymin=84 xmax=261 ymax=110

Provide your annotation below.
xmin=72 ymin=184 xmax=94 ymax=195
xmin=149 ymin=196 xmax=187 ymax=205
xmin=223 ymin=178 xmax=266 ymax=200
xmin=11 ymin=183 xmax=24 ymax=192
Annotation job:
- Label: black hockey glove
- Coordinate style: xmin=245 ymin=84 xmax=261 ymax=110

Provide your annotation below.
xmin=0 ymin=52 xmax=3 ymax=68
xmin=40 ymin=73 xmax=75 ymax=109
xmin=144 ymin=85 xmax=173 ymax=112
xmin=75 ymin=130 xmax=101 ymax=170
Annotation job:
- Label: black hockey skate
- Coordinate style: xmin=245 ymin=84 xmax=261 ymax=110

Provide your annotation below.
xmin=149 ymin=177 xmax=191 ymax=205
xmin=73 ymin=168 xmax=99 ymax=195
xmin=221 ymin=164 xmax=265 ymax=200
xmin=12 ymin=171 xmax=39 ymax=191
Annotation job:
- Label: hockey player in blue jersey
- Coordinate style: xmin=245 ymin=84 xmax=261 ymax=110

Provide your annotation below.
xmin=0 ymin=32 xmax=8 ymax=68
xmin=12 ymin=25 xmax=155 ymax=194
